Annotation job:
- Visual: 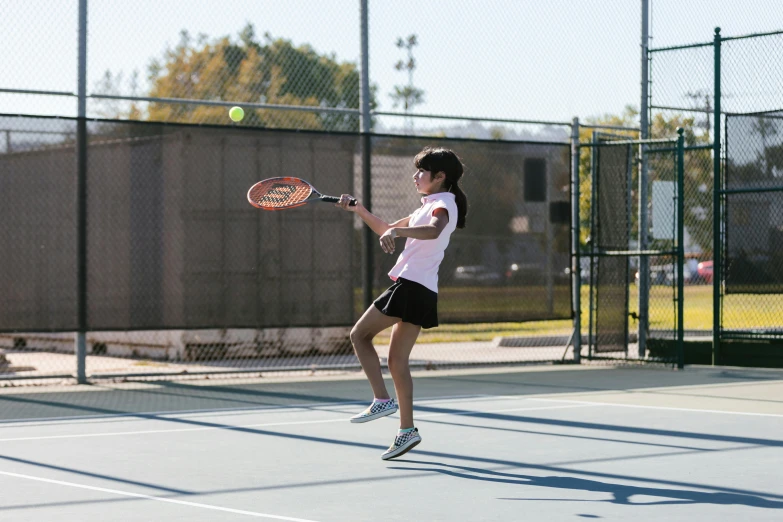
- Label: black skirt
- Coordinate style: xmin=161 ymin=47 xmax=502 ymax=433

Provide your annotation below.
xmin=373 ymin=277 xmax=439 ymax=329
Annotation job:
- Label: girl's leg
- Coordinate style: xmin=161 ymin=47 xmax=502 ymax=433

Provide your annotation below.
xmin=387 ymin=321 xmax=421 ymax=429
xmin=350 ymin=305 xmax=400 ymax=399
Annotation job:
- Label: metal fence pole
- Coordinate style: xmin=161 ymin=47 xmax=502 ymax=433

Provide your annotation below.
xmin=712 ymin=27 xmax=722 ymax=365
xmin=587 ymin=132 xmax=598 ymax=357
xmin=676 ymin=128 xmax=685 ymax=369
xmin=75 ymin=0 xmax=88 ymax=384
xmin=571 ymin=117 xmax=581 ymax=363
xmin=360 ymin=0 xmax=373 ymax=312
xmin=638 ymin=0 xmax=651 ymax=358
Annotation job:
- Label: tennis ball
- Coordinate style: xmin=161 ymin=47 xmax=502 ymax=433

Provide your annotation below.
xmin=229 ymin=106 xmax=244 ymax=122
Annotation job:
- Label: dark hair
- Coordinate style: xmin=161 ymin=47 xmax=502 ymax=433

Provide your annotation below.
xmin=414 ymin=147 xmax=468 ymax=229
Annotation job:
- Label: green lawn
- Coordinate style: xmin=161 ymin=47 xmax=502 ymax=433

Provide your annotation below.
xmin=370 ymin=284 xmax=783 ymax=344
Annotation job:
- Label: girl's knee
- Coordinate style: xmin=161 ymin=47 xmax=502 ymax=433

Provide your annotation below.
xmin=387 ymin=353 xmax=409 ymax=375
xmin=350 ymin=326 xmax=371 ymax=345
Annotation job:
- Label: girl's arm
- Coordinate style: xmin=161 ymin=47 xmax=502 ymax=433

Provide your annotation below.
xmin=336 ymin=195 xmax=410 ymax=237
xmin=380 ymin=208 xmax=449 ymax=254
xmin=355 ymin=205 xmax=411 ymax=237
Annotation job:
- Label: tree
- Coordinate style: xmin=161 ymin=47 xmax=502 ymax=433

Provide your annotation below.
xmin=146 ymin=24 xmax=372 ymax=131
xmin=578 ymin=106 xmax=714 ymax=254
xmin=390 ymin=34 xmax=425 ymax=133
xmin=92 ymin=69 xmax=143 ymax=120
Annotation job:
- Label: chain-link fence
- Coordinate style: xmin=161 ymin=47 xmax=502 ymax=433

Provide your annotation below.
xmin=3 ymin=2 xmax=783 ymax=382
xmin=649 ymin=28 xmax=783 ymax=365
xmin=0 ymin=0 xmax=644 ymax=133
xmin=0 ymin=114 xmax=577 ymax=381
xmin=724 ymin=111 xmax=783 ymax=337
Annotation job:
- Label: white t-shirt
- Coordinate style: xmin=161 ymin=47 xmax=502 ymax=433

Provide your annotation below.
xmin=388 ymin=192 xmax=458 ymax=293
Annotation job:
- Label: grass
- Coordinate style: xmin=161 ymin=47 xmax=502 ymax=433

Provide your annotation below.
xmin=371 ymin=284 xmax=783 ymax=344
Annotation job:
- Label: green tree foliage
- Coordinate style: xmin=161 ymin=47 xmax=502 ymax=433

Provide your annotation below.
xmin=92 ymin=70 xmax=143 ymax=120
xmin=146 ymin=24 xmax=370 ymax=131
xmin=578 ymin=106 xmax=714 ymax=253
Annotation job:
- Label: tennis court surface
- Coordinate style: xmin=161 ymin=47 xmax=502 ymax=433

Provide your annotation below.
xmin=1 ymin=365 xmax=782 ymax=521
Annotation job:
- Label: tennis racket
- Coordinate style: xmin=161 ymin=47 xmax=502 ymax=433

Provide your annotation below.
xmin=246 ymin=177 xmax=356 ymax=210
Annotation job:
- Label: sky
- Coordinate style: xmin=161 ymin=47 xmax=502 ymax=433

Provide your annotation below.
xmin=0 ymin=0 xmax=781 ymax=126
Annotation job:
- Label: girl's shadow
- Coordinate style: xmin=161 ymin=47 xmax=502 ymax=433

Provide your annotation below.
xmin=388 ymin=460 xmax=783 ymax=509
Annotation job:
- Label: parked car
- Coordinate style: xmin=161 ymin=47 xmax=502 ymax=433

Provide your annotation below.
xmin=697 ymin=260 xmax=713 ymax=284
xmin=453 ymin=265 xmax=502 ymax=285
xmin=505 ymin=262 xmax=541 ymax=284
xmin=635 ymin=263 xmax=692 ymax=286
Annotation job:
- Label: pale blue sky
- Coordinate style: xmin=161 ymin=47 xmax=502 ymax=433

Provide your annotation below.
xmin=1 ymin=0 xmax=780 ymax=123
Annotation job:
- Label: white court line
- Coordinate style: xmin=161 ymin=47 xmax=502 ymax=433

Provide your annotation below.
xmin=0 ymin=404 xmax=588 ymax=443
xmin=527 ymin=398 xmax=783 ymax=418
xmin=0 ymin=470 xmax=321 ymax=521
xmin=0 ymin=393 xmax=498 ymax=427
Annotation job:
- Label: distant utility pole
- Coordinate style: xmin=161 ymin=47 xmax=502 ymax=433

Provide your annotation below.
xmin=686 ymin=90 xmax=713 ymax=132
xmin=391 ymin=34 xmax=425 ymax=134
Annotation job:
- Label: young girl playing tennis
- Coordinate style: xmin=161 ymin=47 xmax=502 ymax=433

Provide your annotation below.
xmin=336 ymin=146 xmax=468 ymax=460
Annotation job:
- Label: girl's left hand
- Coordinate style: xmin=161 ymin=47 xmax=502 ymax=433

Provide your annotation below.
xmin=379 ymin=228 xmax=397 ymax=254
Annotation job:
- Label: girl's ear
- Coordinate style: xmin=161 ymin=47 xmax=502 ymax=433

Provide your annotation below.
xmin=434 ymin=170 xmax=447 ymax=183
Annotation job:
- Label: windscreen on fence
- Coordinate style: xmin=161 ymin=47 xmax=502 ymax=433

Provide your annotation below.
xmin=0 ymin=115 xmax=572 ymax=332
xmin=591 ymin=143 xmax=631 ymax=353
xmin=0 ymin=116 xmax=359 ymax=331
xmin=725 ymin=111 xmax=783 ymax=294
xmin=364 ymin=136 xmax=572 ymax=323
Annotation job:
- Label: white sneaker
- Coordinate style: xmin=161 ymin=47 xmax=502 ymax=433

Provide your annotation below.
xmin=381 ymin=428 xmax=421 ymax=460
xmin=350 ymin=399 xmax=398 ymax=423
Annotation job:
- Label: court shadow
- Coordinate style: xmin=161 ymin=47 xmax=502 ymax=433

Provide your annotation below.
xmin=388 ymin=460 xmax=783 ymax=510
xmin=412 ymin=403 xmax=783 ymax=449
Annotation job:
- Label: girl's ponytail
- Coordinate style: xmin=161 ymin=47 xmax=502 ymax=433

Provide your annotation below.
xmin=450 ymin=180 xmax=468 ymax=229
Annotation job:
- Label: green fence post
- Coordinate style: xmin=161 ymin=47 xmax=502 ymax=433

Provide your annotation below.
xmin=587 ymin=132 xmax=598 ymax=358
xmin=677 ymin=128 xmax=685 ymax=369
xmin=712 ymin=27 xmax=722 ymax=366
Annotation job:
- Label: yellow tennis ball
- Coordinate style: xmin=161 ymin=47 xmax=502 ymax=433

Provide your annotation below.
xmin=229 ymin=106 xmax=244 ymax=122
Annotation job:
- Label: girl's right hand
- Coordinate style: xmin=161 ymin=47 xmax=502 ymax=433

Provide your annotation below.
xmin=336 ymin=194 xmax=359 ymax=212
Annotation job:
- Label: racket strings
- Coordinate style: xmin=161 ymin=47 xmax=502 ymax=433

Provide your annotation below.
xmin=249 ymin=179 xmax=312 ymax=208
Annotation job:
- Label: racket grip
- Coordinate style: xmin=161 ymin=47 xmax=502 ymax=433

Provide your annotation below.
xmin=323 ymin=196 xmax=357 ymax=206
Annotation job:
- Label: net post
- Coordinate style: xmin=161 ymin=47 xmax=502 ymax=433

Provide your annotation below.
xmin=676 ymin=128 xmax=685 ymax=369
xmin=75 ymin=0 xmax=88 ymax=384
xmin=712 ymin=27 xmax=722 ymax=366
xmin=571 ymin=117 xmax=581 ymax=364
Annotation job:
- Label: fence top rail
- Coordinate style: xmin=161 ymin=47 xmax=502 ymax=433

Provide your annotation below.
xmin=649 ymin=40 xmax=714 ymax=53
xmin=0 ymin=112 xmax=573 ymax=146
xmin=725 ymin=109 xmax=783 ymax=118
xmin=646 ymin=144 xmax=713 ymax=153
xmin=94 ymin=94 xmax=362 ymax=115
xmin=722 ymin=185 xmax=783 ymax=195
xmin=0 ymin=88 xmax=75 ymax=97
xmin=378 ymin=113 xmax=639 ymax=132
xmin=649 ymin=28 xmax=783 ymax=54
xmin=1 ymin=90 xmax=641 ymax=132
xmin=579 ymin=137 xmax=677 ymax=147
xmin=373 ymin=111 xmax=572 ymax=127
xmin=721 ymin=29 xmax=783 ymax=42
xmin=581 ymin=123 xmax=641 ymax=131
xmin=650 ymin=104 xmax=714 ymax=114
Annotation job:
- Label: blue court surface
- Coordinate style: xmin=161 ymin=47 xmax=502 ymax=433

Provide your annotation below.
xmin=0 ymin=365 xmax=782 ymax=521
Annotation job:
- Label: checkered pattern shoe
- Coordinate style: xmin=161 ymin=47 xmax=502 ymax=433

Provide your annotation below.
xmin=381 ymin=428 xmax=421 ymax=460
xmin=350 ymin=399 xmax=398 ymax=423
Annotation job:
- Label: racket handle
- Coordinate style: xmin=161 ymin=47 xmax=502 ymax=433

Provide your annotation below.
xmin=322 ymin=196 xmax=357 ymax=206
